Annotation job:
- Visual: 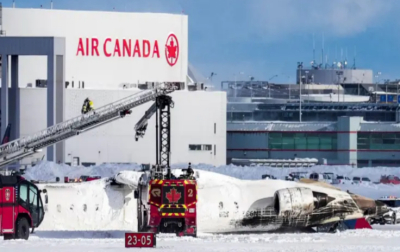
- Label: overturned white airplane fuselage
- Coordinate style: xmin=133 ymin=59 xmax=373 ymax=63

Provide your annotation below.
xmin=114 ymin=169 xmax=386 ymax=233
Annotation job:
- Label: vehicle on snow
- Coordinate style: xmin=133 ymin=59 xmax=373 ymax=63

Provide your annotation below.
xmin=353 ymin=177 xmax=362 ymax=184
xmin=285 ymin=172 xmax=308 ymax=181
xmin=261 ymin=174 xmax=277 ymax=180
xmin=336 ymin=175 xmax=351 ymax=184
xmin=361 ymin=177 xmax=371 ymax=184
xmin=380 ymin=175 xmax=400 ymax=185
xmin=369 ymin=196 xmax=400 ymax=225
xmin=0 ymin=174 xmax=48 ymax=240
xmin=309 ymin=172 xmax=337 ymax=184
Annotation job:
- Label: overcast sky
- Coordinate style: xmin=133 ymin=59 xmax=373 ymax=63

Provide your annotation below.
xmin=7 ymin=0 xmax=400 ymax=86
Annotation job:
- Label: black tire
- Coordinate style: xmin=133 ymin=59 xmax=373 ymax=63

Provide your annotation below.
xmin=15 ymin=217 xmax=30 ymax=240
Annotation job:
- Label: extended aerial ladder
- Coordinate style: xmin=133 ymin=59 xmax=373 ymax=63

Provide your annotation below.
xmin=134 ymin=94 xmax=174 ymax=177
xmin=0 ymin=83 xmax=178 ymax=169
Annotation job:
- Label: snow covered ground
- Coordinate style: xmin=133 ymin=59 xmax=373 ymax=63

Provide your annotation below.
xmin=2 ymin=226 xmax=400 ymax=252
xmin=3 ymin=161 xmax=400 ymax=251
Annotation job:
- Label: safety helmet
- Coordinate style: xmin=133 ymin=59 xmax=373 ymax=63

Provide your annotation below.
xmin=89 ymin=101 xmax=93 ymax=106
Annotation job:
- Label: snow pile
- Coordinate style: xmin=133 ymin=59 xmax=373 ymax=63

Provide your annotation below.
xmin=194 ymin=164 xmax=400 ymax=183
xmin=23 ymin=161 xmax=142 ymax=181
xmin=23 ymin=161 xmax=400 ymax=201
xmin=337 ymin=182 xmax=400 ymax=199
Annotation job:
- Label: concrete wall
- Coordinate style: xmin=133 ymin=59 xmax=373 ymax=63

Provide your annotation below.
xmin=2 ymin=7 xmax=188 ymax=89
xmin=18 ymin=88 xmax=226 ymax=166
xmin=337 ymin=116 xmax=363 ymax=166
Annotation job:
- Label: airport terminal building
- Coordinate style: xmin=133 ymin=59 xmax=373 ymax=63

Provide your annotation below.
xmin=0 ymin=7 xmax=226 ymax=167
xmin=225 ymin=67 xmax=400 ymax=167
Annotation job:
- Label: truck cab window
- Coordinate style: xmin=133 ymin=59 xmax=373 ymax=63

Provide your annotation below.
xmin=29 ymin=186 xmax=41 ymax=227
xmin=29 ymin=187 xmax=38 ymax=207
xmin=19 ymin=184 xmax=28 ymax=202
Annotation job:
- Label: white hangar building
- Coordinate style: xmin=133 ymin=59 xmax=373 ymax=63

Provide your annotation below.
xmin=0 ymin=7 xmax=226 ymax=167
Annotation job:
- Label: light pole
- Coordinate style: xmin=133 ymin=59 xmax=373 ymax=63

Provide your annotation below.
xmin=305 ymin=70 xmax=309 ymax=102
xmin=249 ymin=76 xmax=255 ymax=98
xmin=375 ymin=71 xmax=381 ymax=103
xmin=234 ymin=74 xmax=237 ymax=98
xmin=360 ymin=73 xmax=364 ymax=96
xmin=297 ymin=62 xmax=303 ymax=122
xmin=234 ymin=72 xmax=244 ymax=98
xmin=336 ymin=71 xmax=343 ymax=102
xmin=268 ymin=74 xmax=278 ymax=98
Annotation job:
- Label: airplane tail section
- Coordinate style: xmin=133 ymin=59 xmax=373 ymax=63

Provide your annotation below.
xmin=342 ymin=218 xmax=372 ymax=230
xmin=1 ymin=123 xmax=11 ymax=144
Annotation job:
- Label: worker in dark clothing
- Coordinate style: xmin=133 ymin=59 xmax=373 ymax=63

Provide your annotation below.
xmin=178 ymin=163 xmax=195 ymax=180
xmin=186 ymin=163 xmax=195 ymax=180
xmin=81 ymin=98 xmax=94 ymax=114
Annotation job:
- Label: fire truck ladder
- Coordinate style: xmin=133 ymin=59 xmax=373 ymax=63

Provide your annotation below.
xmin=134 ymin=95 xmax=173 ymax=179
xmin=0 ymin=84 xmax=177 ymax=168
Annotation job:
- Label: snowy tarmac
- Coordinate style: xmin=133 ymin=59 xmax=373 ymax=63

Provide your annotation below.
xmin=2 ymin=225 xmax=400 ymax=252
xmin=5 ymin=161 xmax=400 ymax=251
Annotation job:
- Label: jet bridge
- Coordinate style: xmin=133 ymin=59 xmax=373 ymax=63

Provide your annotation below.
xmin=0 ymin=84 xmax=177 ymax=169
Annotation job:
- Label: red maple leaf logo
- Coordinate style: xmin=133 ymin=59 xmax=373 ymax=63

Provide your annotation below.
xmin=166 ymin=188 xmax=181 ymax=204
xmin=167 ymin=40 xmax=177 ymax=58
xmin=165 ymin=34 xmax=179 ymax=66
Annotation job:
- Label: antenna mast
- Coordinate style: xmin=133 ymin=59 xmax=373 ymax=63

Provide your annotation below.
xmin=334 ymin=45 xmax=337 ymax=69
xmin=312 ymin=33 xmax=315 ymax=66
xmin=353 ymin=46 xmax=357 ymax=69
xmin=326 ymin=48 xmax=329 ymax=69
xmin=321 ymin=33 xmax=324 ymax=68
xmin=341 ymin=48 xmax=343 ymax=63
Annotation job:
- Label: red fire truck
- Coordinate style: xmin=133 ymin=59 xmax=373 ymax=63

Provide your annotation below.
xmin=133 ymin=94 xmax=198 ymax=237
xmin=135 ymin=167 xmax=197 ymax=237
xmin=0 ymin=174 xmax=48 ymax=240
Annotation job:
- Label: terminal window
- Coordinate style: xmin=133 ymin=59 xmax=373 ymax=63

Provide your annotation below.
xmin=189 ymin=144 xmax=212 ymax=151
xmin=357 ymin=132 xmax=400 ymax=150
xmin=268 ymin=132 xmax=337 ymax=150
